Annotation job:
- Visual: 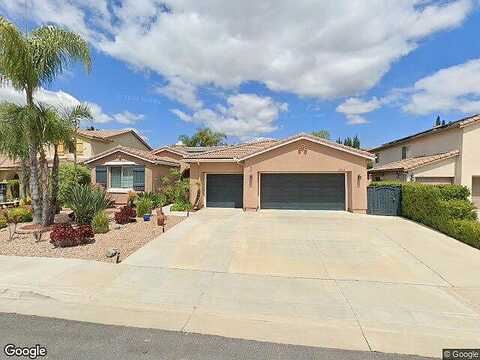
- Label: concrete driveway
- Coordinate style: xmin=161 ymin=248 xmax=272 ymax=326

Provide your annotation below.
xmin=121 ymin=209 xmax=480 ymax=357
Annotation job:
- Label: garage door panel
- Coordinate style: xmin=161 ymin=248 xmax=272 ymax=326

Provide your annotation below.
xmin=206 ymin=174 xmax=243 ymax=208
xmin=261 ymin=173 xmax=345 ymax=210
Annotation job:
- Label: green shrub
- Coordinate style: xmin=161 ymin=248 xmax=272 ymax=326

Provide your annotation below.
xmin=136 ymin=192 xmax=166 ymax=209
xmin=438 ymin=219 xmax=480 ymax=249
xmin=91 ymin=211 xmax=110 ymax=234
xmin=170 ymin=201 xmax=193 ymax=212
xmin=0 ymin=214 xmax=6 ymax=229
xmin=136 ymin=198 xmax=154 ymax=217
xmin=435 ymin=184 xmax=470 ymax=201
xmin=7 ymin=207 xmax=32 ymax=223
xmin=402 ymin=183 xmax=480 ymax=249
xmin=158 ymin=169 xmax=189 ymax=205
xmin=438 ymin=199 xmax=477 ymax=221
xmin=59 ymin=164 xmax=91 ymax=206
xmin=66 ymin=184 xmax=112 ymax=225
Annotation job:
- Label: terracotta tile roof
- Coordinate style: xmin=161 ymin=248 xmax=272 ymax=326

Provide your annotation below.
xmin=186 ymin=139 xmax=278 ymax=159
xmin=185 ymin=133 xmax=375 ymax=160
xmin=152 ymin=145 xmax=227 ymax=156
xmin=84 ymin=145 xmax=179 ymax=166
xmin=369 ymin=150 xmax=459 ymax=172
xmin=371 ymin=114 xmax=480 ymax=152
xmin=258 ymin=133 xmax=375 ymax=160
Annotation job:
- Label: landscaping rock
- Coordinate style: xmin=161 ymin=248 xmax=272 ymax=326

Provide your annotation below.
xmin=106 ymin=248 xmax=119 ymax=258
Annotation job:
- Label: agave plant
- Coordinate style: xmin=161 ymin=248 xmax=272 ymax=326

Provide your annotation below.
xmin=66 ymin=184 xmax=112 ymax=225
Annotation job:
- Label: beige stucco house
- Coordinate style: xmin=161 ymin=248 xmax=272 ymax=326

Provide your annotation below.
xmin=369 ymin=114 xmax=480 ymax=208
xmin=0 ymin=128 xmax=152 ymax=182
xmin=185 ymin=133 xmax=375 ymax=213
xmin=85 ymin=146 xmax=179 ymax=204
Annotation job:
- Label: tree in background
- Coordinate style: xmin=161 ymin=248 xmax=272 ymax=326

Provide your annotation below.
xmin=178 ymin=128 xmax=227 ymax=147
xmin=336 ymin=135 xmax=361 ymax=149
xmin=435 ymin=115 xmax=441 ymax=126
xmin=311 ymin=130 xmax=330 ymax=140
xmin=352 ymin=135 xmax=361 ymax=149
xmin=0 ymin=16 xmax=91 ymax=223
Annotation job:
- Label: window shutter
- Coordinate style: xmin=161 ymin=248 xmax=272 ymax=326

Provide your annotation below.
xmin=96 ymin=166 xmax=107 ymax=187
xmin=133 ymin=166 xmax=145 ymax=191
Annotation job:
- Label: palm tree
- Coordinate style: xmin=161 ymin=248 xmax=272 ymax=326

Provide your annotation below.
xmin=0 ymin=16 xmax=91 ymax=223
xmin=46 ymin=104 xmax=92 ymax=224
xmin=0 ymin=103 xmax=30 ymax=199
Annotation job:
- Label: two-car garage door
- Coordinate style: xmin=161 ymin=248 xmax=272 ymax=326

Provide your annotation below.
xmin=260 ymin=173 xmax=346 ymax=210
xmin=206 ymin=173 xmax=346 ymax=210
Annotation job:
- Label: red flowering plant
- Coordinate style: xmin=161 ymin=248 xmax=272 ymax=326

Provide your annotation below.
xmin=50 ymin=224 xmax=94 ymax=248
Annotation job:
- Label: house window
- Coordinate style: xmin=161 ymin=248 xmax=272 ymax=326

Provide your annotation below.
xmin=95 ymin=166 xmax=107 ymax=188
xmin=375 ymin=153 xmax=379 ymax=164
xmin=110 ymin=166 xmax=145 ymax=191
xmin=401 ymin=146 xmax=408 ymax=159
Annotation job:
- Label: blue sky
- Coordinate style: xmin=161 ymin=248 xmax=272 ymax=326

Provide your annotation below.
xmin=1 ymin=0 xmax=480 ymax=149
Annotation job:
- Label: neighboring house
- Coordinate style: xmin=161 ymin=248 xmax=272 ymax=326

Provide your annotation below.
xmin=51 ymin=128 xmax=152 ymax=163
xmin=0 ymin=155 xmax=21 ymax=182
xmin=85 ymin=146 xmax=179 ymax=204
xmin=0 ymin=129 xmax=152 ymax=182
xmin=369 ymin=114 xmax=480 ymax=208
xmin=184 ymin=133 xmax=375 ymax=213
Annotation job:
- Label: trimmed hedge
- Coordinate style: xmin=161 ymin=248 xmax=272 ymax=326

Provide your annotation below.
xmin=401 ymin=183 xmax=480 ymax=249
xmin=438 ymin=219 xmax=480 ymax=249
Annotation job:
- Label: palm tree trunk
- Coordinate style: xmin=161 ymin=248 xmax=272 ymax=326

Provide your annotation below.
xmin=26 ymin=88 xmax=42 ymax=224
xmin=46 ymin=144 xmax=60 ymax=225
xmin=39 ymin=149 xmax=50 ymax=226
xmin=28 ymin=142 xmax=42 ymax=224
xmin=19 ymin=159 xmax=29 ymax=199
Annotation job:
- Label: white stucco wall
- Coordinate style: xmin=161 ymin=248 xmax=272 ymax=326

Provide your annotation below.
xmin=375 ymin=128 xmax=462 ymax=166
xmin=460 ymin=122 xmax=480 ymax=191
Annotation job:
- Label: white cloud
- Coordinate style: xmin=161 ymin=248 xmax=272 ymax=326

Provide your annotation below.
xmin=336 ymin=97 xmax=382 ymax=115
xmin=2 ymin=0 xmax=473 ymax=98
xmin=336 ymin=97 xmax=383 ymax=125
xmin=155 ymin=77 xmax=203 ymax=109
xmin=403 ymin=58 xmax=480 ymax=115
xmin=113 ymin=111 xmax=145 ymax=125
xmin=0 ymin=84 xmax=144 ymax=125
xmin=171 ymin=93 xmax=288 ymax=138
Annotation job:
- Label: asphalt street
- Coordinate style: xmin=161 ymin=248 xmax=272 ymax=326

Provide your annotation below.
xmin=0 ymin=313 xmax=438 ymax=360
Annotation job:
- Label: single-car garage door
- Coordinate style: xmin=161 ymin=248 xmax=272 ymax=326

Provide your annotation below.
xmin=260 ymin=173 xmax=345 ymax=210
xmin=206 ymin=174 xmax=244 ymax=208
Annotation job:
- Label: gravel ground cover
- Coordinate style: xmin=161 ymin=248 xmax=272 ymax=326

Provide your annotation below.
xmin=0 ymin=214 xmax=184 ymax=263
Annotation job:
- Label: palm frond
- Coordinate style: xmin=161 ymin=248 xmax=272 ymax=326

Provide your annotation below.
xmin=0 ymin=16 xmax=32 ymax=91
xmin=0 ymin=101 xmax=30 ymax=160
xmin=30 ymin=26 xmax=91 ymax=85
